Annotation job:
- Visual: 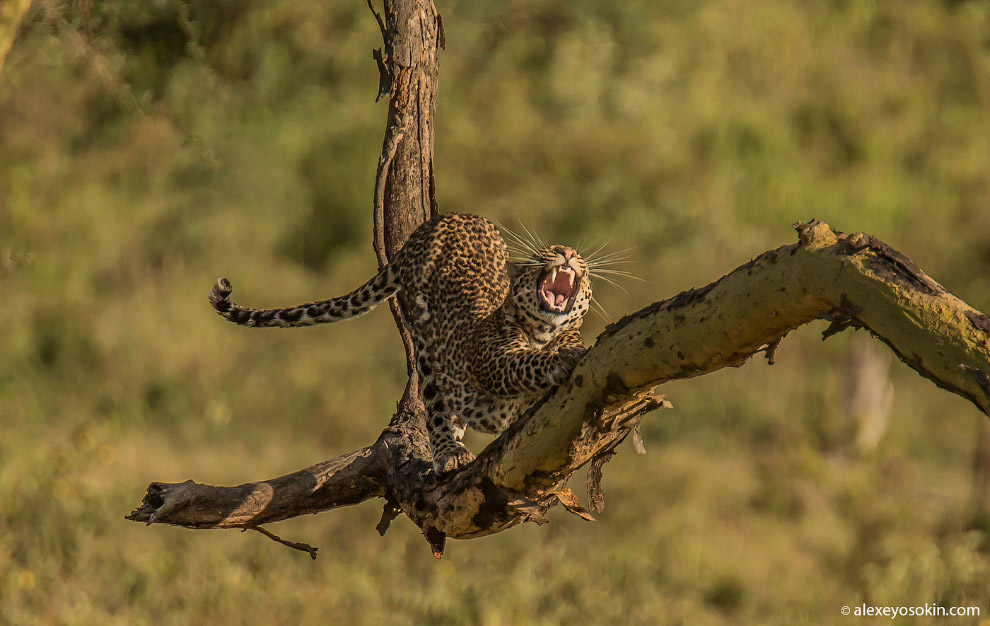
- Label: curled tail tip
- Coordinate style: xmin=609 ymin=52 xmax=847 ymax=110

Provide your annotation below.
xmin=210 ymin=277 xmax=233 ymax=312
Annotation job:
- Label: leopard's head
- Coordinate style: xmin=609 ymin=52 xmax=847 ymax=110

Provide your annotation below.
xmin=509 ymin=245 xmax=593 ymax=339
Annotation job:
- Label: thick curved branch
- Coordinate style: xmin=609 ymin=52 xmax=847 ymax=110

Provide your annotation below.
xmin=129 ymin=221 xmax=990 ymax=548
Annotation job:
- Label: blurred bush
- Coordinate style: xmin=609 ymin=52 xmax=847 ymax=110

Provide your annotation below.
xmin=1 ymin=1 xmax=988 ymax=624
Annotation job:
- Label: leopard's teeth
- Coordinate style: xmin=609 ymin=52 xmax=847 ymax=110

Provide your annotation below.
xmin=568 ymin=271 xmax=576 ymax=288
xmin=551 ymin=268 xmax=559 ymax=282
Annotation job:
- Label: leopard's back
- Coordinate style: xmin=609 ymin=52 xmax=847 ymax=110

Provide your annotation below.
xmin=395 ymin=213 xmax=510 ymax=329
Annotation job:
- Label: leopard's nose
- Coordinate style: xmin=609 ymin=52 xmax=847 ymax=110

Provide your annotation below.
xmin=562 ymin=247 xmax=576 ymax=260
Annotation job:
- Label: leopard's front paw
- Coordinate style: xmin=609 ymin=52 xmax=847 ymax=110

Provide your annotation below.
xmin=433 ymin=445 xmax=476 ymax=475
xmin=560 ymin=345 xmax=588 ymax=368
xmin=551 ymin=346 xmax=588 ymax=383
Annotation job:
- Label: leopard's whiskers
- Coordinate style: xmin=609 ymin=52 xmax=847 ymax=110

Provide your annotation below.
xmin=588 ymin=260 xmax=633 ymax=270
xmin=589 ymin=272 xmax=632 ymax=296
xmin=576 ymin=236 xmax=590 ymax=255
xmin=518 ymin=220 xmax=550 ymax=252
xmin=501 ymin=227 xmax=541 ymax=257
xmin=583 ymin=239 xmax=641 ymax=294
xmin=588 ymin=255 xmax=633 ymax=267
xmin=582 ymin=239 xmax=612 ymax=261
xmin=590 ymin=268 xmax=644 ymax=281
xmin=589 ymin=295 xmax=611 ymax=321
xmin=506 ymin=242 xmax=538 ymax=261
xmin=586 ymin=247 xmax=634 ymax=268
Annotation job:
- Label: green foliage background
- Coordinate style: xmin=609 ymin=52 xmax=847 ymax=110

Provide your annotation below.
xmin=1 ymin=1 xmax=989 ymax=624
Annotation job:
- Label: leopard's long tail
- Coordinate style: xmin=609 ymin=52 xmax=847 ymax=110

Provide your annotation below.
xmin=209 ymin=267 xmax=398 ymax=328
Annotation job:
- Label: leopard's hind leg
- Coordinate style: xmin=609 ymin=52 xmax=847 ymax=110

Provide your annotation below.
xmin=416 ymin=347 xmax=474 ymax=474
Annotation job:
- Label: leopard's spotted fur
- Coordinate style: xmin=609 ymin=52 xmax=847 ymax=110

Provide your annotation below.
xmin=209 ymin=213 xmax=592 ymax=473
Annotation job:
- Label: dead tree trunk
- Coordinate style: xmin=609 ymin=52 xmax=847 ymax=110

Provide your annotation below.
xmin=125 ymin=1 xmax=990 ymax=557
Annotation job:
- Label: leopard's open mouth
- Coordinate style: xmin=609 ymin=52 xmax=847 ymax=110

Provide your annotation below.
xmin=539 ymin=266 xmax=579 ymax=314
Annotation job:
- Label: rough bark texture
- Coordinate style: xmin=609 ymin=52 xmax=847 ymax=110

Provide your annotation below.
xmin=125 ymin=0 xmax=990 ymax=554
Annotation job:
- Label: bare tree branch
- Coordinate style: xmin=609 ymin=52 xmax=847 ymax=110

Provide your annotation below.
xmin=127 ymin=447 xmax=385 ymax=528
xmin=247 ymin=526 xmax=319 ymax=560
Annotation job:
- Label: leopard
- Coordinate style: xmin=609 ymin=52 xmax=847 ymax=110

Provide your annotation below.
xmin=209 ymin=212 xmax=594 ymax=473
